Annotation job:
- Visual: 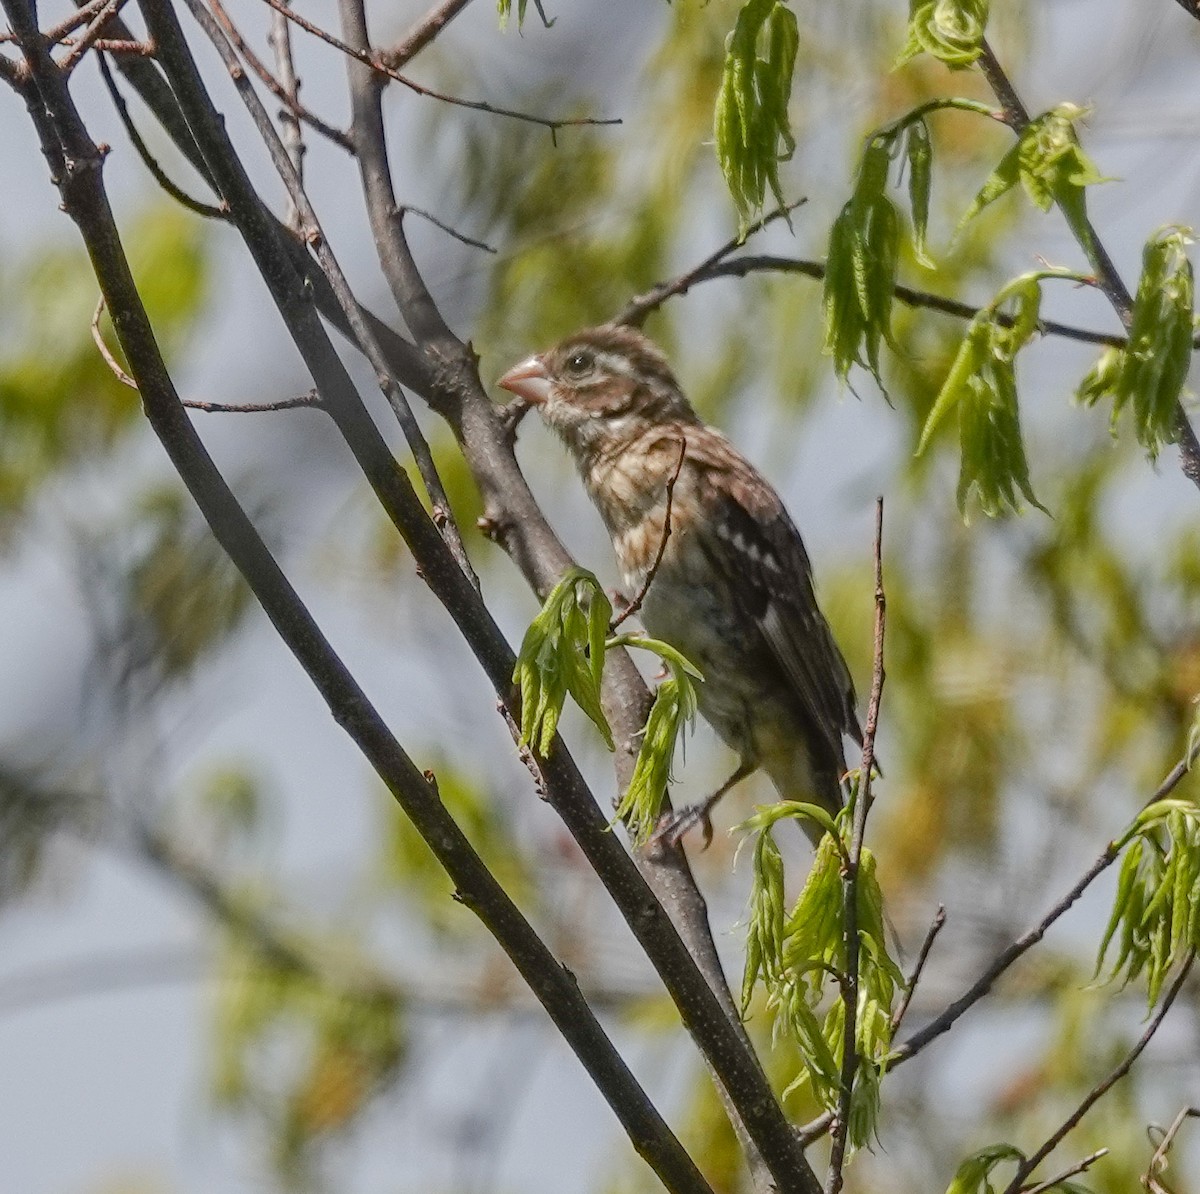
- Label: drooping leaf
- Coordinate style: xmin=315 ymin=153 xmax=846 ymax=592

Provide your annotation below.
xmin=714 ymin=0 xmax=799 ymax=229
xmin=513 ymin=568 xmax=614 ymax=756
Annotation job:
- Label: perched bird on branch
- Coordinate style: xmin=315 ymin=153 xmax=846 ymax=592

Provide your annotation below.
xmin=498 ymin=324 xmax=861 ymax=844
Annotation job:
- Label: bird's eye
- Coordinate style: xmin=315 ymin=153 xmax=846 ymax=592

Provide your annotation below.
xmin=564 ymin=350 xmax=594 ymax=377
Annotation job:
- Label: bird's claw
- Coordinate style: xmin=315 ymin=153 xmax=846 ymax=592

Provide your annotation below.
xmin=650 ymin=803 xmax=715 ymax=851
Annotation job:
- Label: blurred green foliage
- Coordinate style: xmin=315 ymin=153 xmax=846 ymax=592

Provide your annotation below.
xmin=4 ymin=3 xmax=1200 ymax=1193
xmin=0 ymin=205 xmax=207 ymax=533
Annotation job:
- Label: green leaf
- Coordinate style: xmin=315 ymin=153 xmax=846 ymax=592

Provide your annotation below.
xmin=917 ymin=318 xmax=990 ymax=454
xmin=496 ymin=0 xmax=527 ymax=28
xmin=742 ymin=826 xmax=787 ymax=1010
xmin=919 ymin=272 xmax=1068 ymax=517
xmin=1076 ymin=345 xmax=1123 ymax=408
xmin=823 ymin=137 xmax=900 ymax=385
xmin=896 ymin=0 xmax=989 ymax=69
xmin=959 ymin=105 xmax=1108 ymax=234
xmin=945 ymin=1143 xmax=1024 ymax=1194
xmin=906 ymin=119 xmax=935 ymax=267
xmin=1114 ymin=226 xmax=1195 ymax=459
xmin=609 ymin=637 xmax=702 ymax=841
xmin=714 ymin=0 xmax=800 ymax=229
xmin=1096 ymin=800 xmax=1200 ymax=1005
xmin=513 ymin=568 xmax=614 ymax=757
xmin=955 ymin=361 xmax=1046 ymax=518
xmin=958 ymin=139 xmax=1022 ymax=230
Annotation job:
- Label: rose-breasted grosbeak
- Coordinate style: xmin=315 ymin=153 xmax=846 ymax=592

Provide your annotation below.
xmin=498 ymin=324 xmax=861 ymax=843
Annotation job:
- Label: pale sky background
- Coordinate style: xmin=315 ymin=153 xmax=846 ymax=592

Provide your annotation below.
xmin=2 ymin=2 xmax=1200 ymax=1192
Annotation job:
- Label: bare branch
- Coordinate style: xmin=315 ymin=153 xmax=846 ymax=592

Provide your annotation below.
xmin=610 ymin=437 xmax=686 ymax=632
xmin=256 ymin=0 xmax=619 ymax=137
xmin=620 ymin=252 xmax=1138 ymax=349
xmin=398 ymin=204 xmax=497 ymax=255
xmin=3 ymin=13 xmax=713 ymax=1186
xmin=96 ymin=53 xmax=228 ymax=219
xmin=84 ymin=24 xmax=775 ymax=1194
xmin=1144 ymin=1106 xmax=1200 ymax=1194
xmin=1022 ymin=1149 xmax=1108 ymax=1194
xmin=890 ymin=904 xmax=946 ymax=1034
xmin=891 ymin=736 xmax=1200 ymax=1068
xmin=95 ymin=296 xmax=314 ymax=411
xmin=186 ymin=0 xmax=479 ymax=586
xmin=206 ymin=0 xmax=355 ymax=155
xmin=182 ymin=393 xmax=320 ymax=413
xmin=142 ymin=7 xmax=818 ymax=1187
xmin=267 ymin=0 xmax=305 ymax=229
xmin=826 ymin=496 xmax=887 ymax=1194
xmin=57 ymin=0 xmax=128 ymax=74
xmin=1001 ymin=951 xmax=1196 ymax=1194
xmin=380 ymin=0 xmax=475 ymax=70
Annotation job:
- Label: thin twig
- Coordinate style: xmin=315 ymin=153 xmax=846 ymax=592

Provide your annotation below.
xmin=94 ymin=295 xmax=318 ymax=411
xmin=183 ymin=393 xmax=320 ymax=413
xmin=206 ymin=0 xmax=355 ymax=154
xmin=890 ymin=904 xmax=946 ymax=1033
xmin=256 ymin=0 xmax=619 ymax=137
xmin=1000 ymin=950 xmax=1196 ymax=1194
xmin=92 ymin=295 xmax=137 ymax=387
xmin=1143 ymin=1106 xmax=1200 ymax=1194
xmin=27 ymin=0 xmax=115 ymax=45
xmin=57 ymin=0 xmax=127 ymax=74
xmin=269 ymin=0 xmax=307 ymax=228
xmin=613 ymin=200 xmax=807 ymax=328
xmin=891 ymin=735 xmax=1200 ymax=1067
xmin=186 ymin=0 xmax=479 ymax=588
xmin=826 ymin=495 xmax=887 ymax=1194
xmin=397 ymin=204 xmax=496 ymax=255
xmin=797 ymin=1112 xmax=833 ymax=1147
xmin=611 ymin=437 xmax=686 ymax=632
xmin=1022 ymin=1148 xmax=1108 ymax=1194
xmin=380 ymin=0 xmax=474 ymax=70
xmin=620 ymin=253 xmax=1136 ymax=349
xmin=96 ymin=53 xmax=228 ymax=220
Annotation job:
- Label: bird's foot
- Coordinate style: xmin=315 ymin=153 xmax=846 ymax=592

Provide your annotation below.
xmin=650 ymin=802 xmax=716 ymax=851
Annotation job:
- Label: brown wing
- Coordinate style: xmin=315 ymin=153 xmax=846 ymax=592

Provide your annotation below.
xmin=691 ymin=439 xmax=862 ymax=772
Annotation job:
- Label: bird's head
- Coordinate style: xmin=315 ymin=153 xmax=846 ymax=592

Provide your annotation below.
xmin=497 ymin=325 xmax=697 ymax=457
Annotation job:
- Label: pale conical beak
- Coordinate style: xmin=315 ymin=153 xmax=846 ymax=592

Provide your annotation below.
xmin=497 ymin=355 xmax=551 ymax=405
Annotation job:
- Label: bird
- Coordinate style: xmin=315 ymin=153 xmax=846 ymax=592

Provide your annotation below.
xmin=497 ymin=323 xmax=862 ymax=845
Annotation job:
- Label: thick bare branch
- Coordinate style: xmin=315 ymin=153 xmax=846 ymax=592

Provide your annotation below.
xmin=76 ymin=25 xmax=766 ymax=1183
xmin=139 ymin=5 xmax=818 ymax=1187
xmin=0 ymin=14 xmax=713 ymax=1186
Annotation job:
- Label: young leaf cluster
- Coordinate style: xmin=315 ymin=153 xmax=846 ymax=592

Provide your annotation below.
xmin=739 ymin=802 xmax=903 ymax=1149
xmin=958 ymin=104 xmax=1107 ymax=233
xmin=1078 ymin=227 xmax=1195 ymax=460
xmin=714 ymin=0 xmax=798 ymax=229
xmin=610 ymin=635 xmax=702 ymax=841
xmin=823 ymin=136 xmax=900 ymax=386
xmin=896 ymin=0 xmax=989 ymax=70
xmin=917 ymin=272 xmax=1057 ymax=517
xmin=1097 ymin=798 xmax=1200 ymax=1006
xmin=513 ymin=577 xmax=703 ymax=836
xmin=512 ymin=567 xmax=613 ymax=757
